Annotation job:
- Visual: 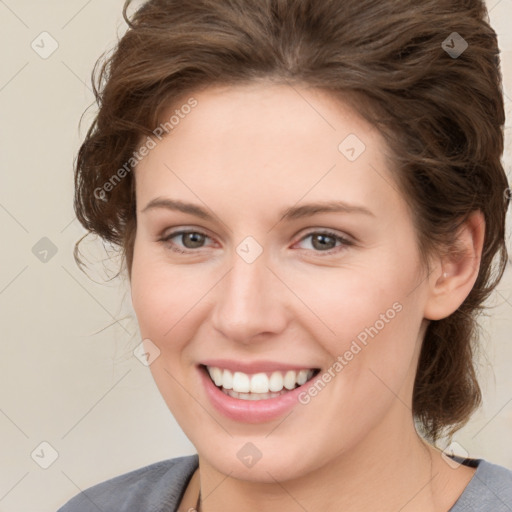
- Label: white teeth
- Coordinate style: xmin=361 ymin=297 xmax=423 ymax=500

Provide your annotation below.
xmin=250 ymin=373 xmax=269 ymax=393
xmin=269 ymin=371 xmax=284 ymax=392
xmin=206 ymin=366 xmax=315 ymax=396
xmin=211 ymin=367 xmax=223 ymax=387
xmin=222 ymin=369 xmax=233 ymax=390
xmin=232 ymin=372 xmax=250 ymax=393
xmin=284 ymin=370 xmax=297 ymax=390
xmin=297 ymin=369 xmax=309 ymax=386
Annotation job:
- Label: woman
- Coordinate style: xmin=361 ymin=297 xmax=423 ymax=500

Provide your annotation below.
xmin=58 ymin=0 xmax=512 ymax=510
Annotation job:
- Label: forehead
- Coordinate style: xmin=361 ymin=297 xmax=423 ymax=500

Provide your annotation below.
xmin=134 ymin=83 xmax=404 ymax=221
xmin=160 ymin=82 xmax=380 ymax=152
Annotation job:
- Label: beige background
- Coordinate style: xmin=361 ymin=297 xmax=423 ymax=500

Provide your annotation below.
xmin=0 ymin=1 xmax=511 ymax=511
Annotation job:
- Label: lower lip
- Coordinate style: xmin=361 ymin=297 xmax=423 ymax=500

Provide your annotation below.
xmin=199 ymin=366 xmax=315 ymax=423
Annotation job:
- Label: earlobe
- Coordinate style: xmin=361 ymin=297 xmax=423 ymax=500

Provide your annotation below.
xmin=423 ymin=210 xmax=485 ymax=321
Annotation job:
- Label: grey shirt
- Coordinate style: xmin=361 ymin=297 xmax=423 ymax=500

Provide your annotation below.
xmin=57 ymin=454 xmax=512 ymax=511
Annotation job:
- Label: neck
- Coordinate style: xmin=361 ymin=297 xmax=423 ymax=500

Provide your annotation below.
xmin=195 ymin=410 xmax=457 ymax=512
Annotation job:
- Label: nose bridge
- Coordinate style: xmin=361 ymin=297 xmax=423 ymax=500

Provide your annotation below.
xmin=211 ymin=242 xmax=286 ymax=342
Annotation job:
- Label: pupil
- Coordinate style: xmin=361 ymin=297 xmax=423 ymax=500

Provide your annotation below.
xmin=184 ymin=233 xmax=204 ymax=248
xmin=313 ymin=234 xmax=334 ymax=251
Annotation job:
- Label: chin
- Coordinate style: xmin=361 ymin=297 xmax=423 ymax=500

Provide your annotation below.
xmin=196 ymin=435 xmax=334 ymax=484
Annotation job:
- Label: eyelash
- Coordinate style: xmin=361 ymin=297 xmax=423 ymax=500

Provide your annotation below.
xmin=158 ymin=229 xmax=354 ymax=256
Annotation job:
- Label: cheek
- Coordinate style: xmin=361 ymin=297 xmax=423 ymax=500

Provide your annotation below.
xmin=284 ymin=262 xmax=414 ymax=346
xmin=130 ymin=242 xmax=194 ymax=349
xmin=297 ymin=300 xmax=422 ymax=450
xmin=290 ymin=252 xmax=424 ymax=398
xmin=130 ymin=250 xmax=207 ymax=422
xmin=131 ymin=273 xmax=204 ymax=353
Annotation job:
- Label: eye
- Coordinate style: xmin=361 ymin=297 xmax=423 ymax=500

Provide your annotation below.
xmin=158 ymin=228 xmax=354 ymax=256
xmin=294 ymin=230 xmax=353 ymax=255
xmin=158 ymin=230 xmax=213 ymax=254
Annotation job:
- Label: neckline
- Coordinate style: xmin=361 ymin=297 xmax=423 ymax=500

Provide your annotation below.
xmin=445 ymin=455 xmax=483 ymax=511
xmin=179 ymin=454 xmax=486 ymax=511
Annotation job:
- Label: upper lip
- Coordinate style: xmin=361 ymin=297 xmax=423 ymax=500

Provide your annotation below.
xmin=200 ymin=359 xmax=320 ymax=374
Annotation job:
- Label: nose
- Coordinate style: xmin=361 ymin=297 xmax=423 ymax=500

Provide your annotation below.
xmin=210 ymin=246 xmax=289 ymax=345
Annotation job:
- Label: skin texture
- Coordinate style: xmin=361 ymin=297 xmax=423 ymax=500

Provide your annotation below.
xmin=130 ymin=83 xmax=483 ymax=512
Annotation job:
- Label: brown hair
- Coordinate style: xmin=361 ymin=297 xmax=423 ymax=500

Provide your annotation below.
xmin=74 ymin=0 xmax=509 ymax=443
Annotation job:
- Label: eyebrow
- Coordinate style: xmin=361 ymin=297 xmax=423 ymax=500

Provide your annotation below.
xmin=140 ymin=197 xmax=375 ymax=221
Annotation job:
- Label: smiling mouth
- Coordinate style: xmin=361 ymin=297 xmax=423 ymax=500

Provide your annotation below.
xmin=201 ymin=364 xmax=321 ymax=401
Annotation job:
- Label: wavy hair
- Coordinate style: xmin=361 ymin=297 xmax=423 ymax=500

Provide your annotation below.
xmin=74 ymin=0 xmax=509 ymax=442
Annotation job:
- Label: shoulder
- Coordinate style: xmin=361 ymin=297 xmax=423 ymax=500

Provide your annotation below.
xmin=451 ymin=458 xmax=512 ymax=511
xmin=56 ymin=454 xmax=199 ymax=512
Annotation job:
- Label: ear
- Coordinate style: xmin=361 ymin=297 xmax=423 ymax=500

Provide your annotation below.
xmin=423 ymin=210 xmax=485 ymax=321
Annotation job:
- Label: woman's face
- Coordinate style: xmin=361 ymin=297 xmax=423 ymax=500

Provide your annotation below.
xmin=130 ymin=83 xmax=431 ymax=481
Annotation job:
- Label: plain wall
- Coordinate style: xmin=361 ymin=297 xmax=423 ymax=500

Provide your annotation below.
xmin=0 ymin=1 xmax=511 ymax=510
